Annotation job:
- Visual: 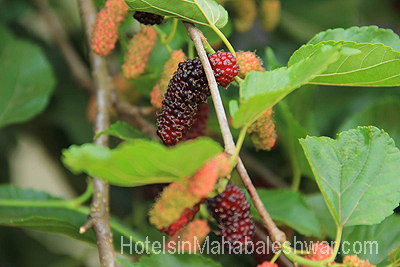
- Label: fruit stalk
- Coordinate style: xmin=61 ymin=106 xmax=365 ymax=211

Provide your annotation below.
xmin=184 ymin=22 xmax=287 ymax=245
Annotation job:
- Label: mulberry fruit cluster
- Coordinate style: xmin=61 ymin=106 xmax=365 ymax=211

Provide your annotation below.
xmin=133 ymin=11 xmax=164 ymax=25
xmin=149 ymin=154 xmax=229 ymax=235
xmin=181 ymin=103 xmax=210 ymax=141
xmin=157 ymin=58 xmax=210 ymax=146
xmin=260 ymin=0 xmax=281 ymax=32
xmin=207 ymin=184 xmax=255 ymax=251
xmin=91 ymin=0 xmax=128 ymax=56
xmin=258 ymin=262 xmax=278 ymax=267
xmin=167 ymin=219 xmax=210 ymax=252
xmin=247 ymin=107 xmax=277 ymax=151
xmin=236 ymin=51 xmax=265 ymax=79
xmin=231 ymin=0 xmax=256 ymax=33
xmin=302 ymin=243 xmax=334 ymax=267
xmin=151 ymin=50 xmax=186 ymax=108
xmin=209 ymin=51 xmax=239 ymax=87
xmin=343 ymin=255 xmax=375 ymax=267
xmin=122 ymin=26 xmax=157 ymax=79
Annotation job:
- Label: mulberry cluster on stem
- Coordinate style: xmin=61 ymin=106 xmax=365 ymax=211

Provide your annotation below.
xmin=343 ymin=255 xmax=375 ymax=267
xmin=302 ymin=243 xmax=335 ymax=267
xmin=247 ymin=107 xmax=277 ymax=151
xmin=157 ymin=58 xmax=210 ymax=146
xmin=133 ymin=11 xmax=164 ymax=25
xmin=91 ymin=0 xmax=128 ymax=56
xmin=207 ymin=184 xmax=255 ymax=251
xmin=208 ymin=51 xmax=239 ymax=87
xmin=151 ymin=50 xmax=186 ymax=108
xmin=122 ymin=26 xmax=157 ymax=79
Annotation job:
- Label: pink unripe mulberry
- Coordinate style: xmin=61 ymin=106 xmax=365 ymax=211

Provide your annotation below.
xmin=122 ymin=26 xmax=157 ymax=79
xmin=91 ymin=0 xmax=128 ymax=56
xmin=151 ymin=50 xmax=186 ymax=108
xmin=236 ymin=51 xmax=265 ymax=79
xmin=247 ymin=107 xmax=277 ymax=151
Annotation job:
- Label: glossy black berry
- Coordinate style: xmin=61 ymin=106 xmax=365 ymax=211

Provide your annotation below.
xmin=133 ymin=11 xmax=164 ymax=25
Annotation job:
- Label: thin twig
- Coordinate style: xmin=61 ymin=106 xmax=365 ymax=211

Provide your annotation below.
xmin=78 ymin=0 xmax=115 ymax=266
xmin=34 ymin=0 xmax=93 ymax=93
xmin=184 ymin=22 xmax=286 ymax=245
xmin=111 ymin=92 xmax=158 ymax=139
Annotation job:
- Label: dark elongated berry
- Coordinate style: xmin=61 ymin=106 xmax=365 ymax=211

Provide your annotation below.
xmin=133 ymin=11 xmax=164 ymax=25
xmin=208 ymin=51 xmax=239 ymax=87
xmin=207 ymin=184 xmax=255 ymax=251
xmin=157 ymin=59 xmax=210 ymax=146
xmin=182 ymin=103 xmax=210 ymax=141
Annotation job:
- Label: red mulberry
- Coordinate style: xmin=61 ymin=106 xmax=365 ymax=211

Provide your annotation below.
xmin=208 ymin=51 xmax=239 ymax=87
xmin=302 ymin=243 xmax=334 ymax=267
xmin=157 ymin=59 xmax=210 ymax=146
xmin=207 ymin=184 xmax=255 ymax=251
xmin=133 ymin=11 xmax=164 ymax=25
xmin=236 ymin=51 xmax=265 ymax=79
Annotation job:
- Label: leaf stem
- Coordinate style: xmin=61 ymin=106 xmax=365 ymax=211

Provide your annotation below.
xmin=271 ymin=250 xmax=282 ymax=264
xmin=153 ymin=25 xmax=172 ymax=54
xmin=329 ymin=226 xmax=342 ymax=262
xmin=291 ymin=168 xmax=302 ymax=191
xmin=210 ymin=24 xmax=236 ymax=56
xmin=188 ymin=41 xmax=194 ymax=59
xmin=282 ymin=242 xmax=325 ymax=267
xmin=164 ymin=18 xmax=178 ymax=45
xmin=229 ymin=125 xmax=248 ymax=168
xmin=68 ymin=178 xmax=94 ymax=207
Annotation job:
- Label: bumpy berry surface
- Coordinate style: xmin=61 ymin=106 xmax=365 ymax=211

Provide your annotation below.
xmin=181 ymin=103 xmax=210 ymax=141
xmin=207 ymin=184 xmax=255 ymax=251
xmin=91 ymin=0 xmax=128 ymax=56
xmin=122 ymin=26 xmax=157 ymax=79
xmin=343 ymin=255 xmax=374 ymax=267
xmin=133 ymin=11 xmax=164 ymax=25
xmin=167 ymin=219 xmax=210 ymax=252
xmin=157 ymin=59 xmax=210 ymax=146
xmin=236 ymin=51 xmax=265 ymax=79
xmin=208 ymin=51 xmax=239 ymax=87
xmin=258 ymin=261 xmax=278 ymax=267
xmin=161 ymin=203 xmax=201 ymax=236
xmin=247 ymin=107 xmax=277 ymax=151
xmin=151 ymin=50 xmax=186 ymax=108
xmin=303 ymin=243 xmax=333 ymax=267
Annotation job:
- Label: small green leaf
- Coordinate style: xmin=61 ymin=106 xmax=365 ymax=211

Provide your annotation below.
xmin=289 ymin=41 xmax=400 ymax=87
xmin=117 ymin=253 xmax=222 ymax=267
xmin=250 ymin=189 xmax=323 ymax=237
xmin=125 ymin=0 xmax=228 ymax=29
xmin=300 ymin=126 xmax=400 ymax=228
xmin=0 ymin=24 xmax=56 ymax=128
xmin=343 ymin=214 xmax=400 ymax=265
xmin=94 ymin=121 xmax=148 ymax=141
xmin=308 ymin=26 xmax=400 ymax=52
xmin=232 ymin=45 xmax=343 ymax=128
xmin=62 ymin=137 xmax=223 ymax=187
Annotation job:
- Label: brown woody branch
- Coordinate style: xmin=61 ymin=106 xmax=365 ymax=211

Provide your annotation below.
xmin=77 ymin=0 xmax=115 ymax=266
xmin=184 ymin=22 xmax=286 ymax=245
xmin=34 ymin=0 xmax=93 ymax=93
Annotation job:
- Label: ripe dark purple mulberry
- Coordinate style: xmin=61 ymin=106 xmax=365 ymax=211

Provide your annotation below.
xmin=157 ymin=59 xmax=210 ymax=146
xmin=133 ymin=11 xmax=164 ymax=25
xmin=208 ymin=51 xmax=239 ymax=87
xmin=207 ymin=184 xmax=255 ymax=251
xmin=182 ymin=103 xmax=210 ymax=141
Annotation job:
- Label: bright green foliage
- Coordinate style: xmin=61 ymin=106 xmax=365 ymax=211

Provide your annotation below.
xmin=289 ymin=42 xmax=400 ymax=86
xmin=306 ymin=193 xmax=337 ymax=239
xmin=94 ymin=121 xmax=148 ymax=141
xmin=250 ymin=189 xmax=323 ymax=237
xmin=125 ymin=0 xmax=228 ymax=28
xmin=275 ymin=102 xmax=313 ymax=179
xmin=0 ymin=185 xmax=148 ymax=254
xmin=343 ymin=214 xmax=400 ymax=265
xmin=0 ymin=25 xmax=55 ymax=128
xmin=308 ymin=26 xmax=400 ymax=51
xmin=232 ymin=44 xmax=346 ymax=128
xmin=117 ymin=253 xmax=222 ymax=267
xmin=300 ymin=126 xmax=400 ymax=227
xmin=62 ymin=138 xmax=223 ymax=187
